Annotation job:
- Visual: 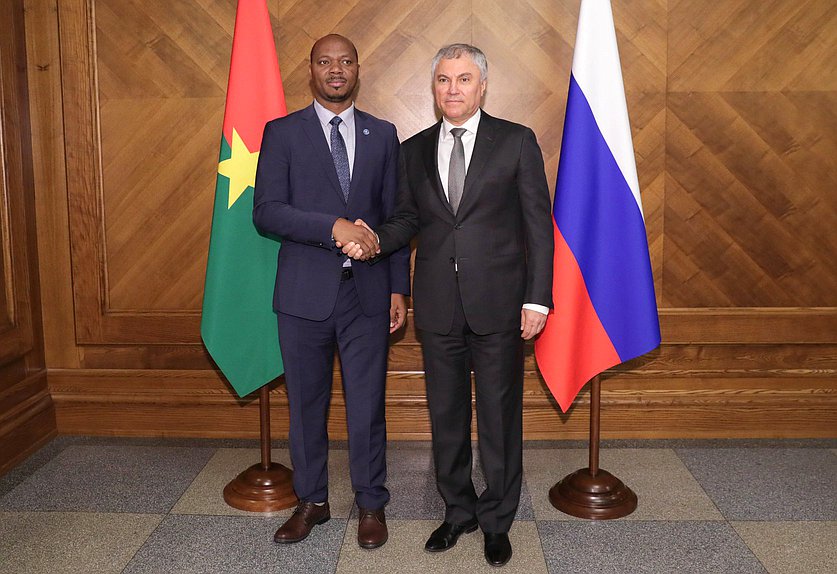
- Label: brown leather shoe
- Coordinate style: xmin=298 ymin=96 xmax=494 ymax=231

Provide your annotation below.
xmin=273 ymin=501 xmax=331 ymax=543
xmin=357 ymin=507 xmax=388 ymax=549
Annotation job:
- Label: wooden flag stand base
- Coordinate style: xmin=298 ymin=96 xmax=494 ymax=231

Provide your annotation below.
xmin=224 ymin=385 xmax=298 ymax=512
xmin=549 ymin=375 xmax=637 ymax=519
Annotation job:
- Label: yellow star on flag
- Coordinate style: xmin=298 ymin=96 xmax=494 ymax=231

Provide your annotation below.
xmin=218 ymin=127 xmax=259 ymax=208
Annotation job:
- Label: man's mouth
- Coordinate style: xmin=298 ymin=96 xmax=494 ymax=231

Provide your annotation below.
xmin=327 ymin=77 xmax=346 ymax=88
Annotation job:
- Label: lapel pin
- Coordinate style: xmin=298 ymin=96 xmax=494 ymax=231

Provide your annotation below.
xmin=362 ymin=128 xmax=370 ymax=136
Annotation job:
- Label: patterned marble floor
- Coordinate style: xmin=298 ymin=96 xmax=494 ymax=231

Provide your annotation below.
xmin=1 ymin=437 xmax=835 ymax=573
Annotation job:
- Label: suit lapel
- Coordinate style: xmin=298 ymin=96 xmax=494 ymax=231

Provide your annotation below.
xmin=422 ymin=121 xmax=455 ymax=217
xmin=460 ymin=110 xmax=496 ymax=212
xmin=301 ymin=105 xmax=346 ymax=204
xmin=347 ymin=110 xmax=369 ymax=206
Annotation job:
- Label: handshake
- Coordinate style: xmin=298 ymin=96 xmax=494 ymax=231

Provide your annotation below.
xmin=332 ymin=218 xmax=380 ymax=261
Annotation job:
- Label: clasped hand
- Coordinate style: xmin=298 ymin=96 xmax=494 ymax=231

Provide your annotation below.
xmin=333 ymin=219 xmax=378 ymax=261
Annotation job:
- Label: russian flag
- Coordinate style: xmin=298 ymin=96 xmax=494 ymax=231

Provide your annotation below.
xmin=534 ymin=0 xmax=661 ymax=413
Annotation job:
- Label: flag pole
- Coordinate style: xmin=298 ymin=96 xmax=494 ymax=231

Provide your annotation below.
xmin=548 ymin=374 xmax=636 ymax=519
xmin=223 ymin=383 xmax=297 ymax=512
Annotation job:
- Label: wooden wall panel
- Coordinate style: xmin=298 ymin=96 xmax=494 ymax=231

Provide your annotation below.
xmin=26 ymin=0 xmax=78 ymax=369
xmin=22 ymin=0 xmax=837 ymax=440
xmin=0 ymin=0 xmax=54 ymax=474
xmin=665 ymin=0 xmax=837 ymax=308
xmin=96 ymin=0 xmax=228 ymax=311
xmin=48 ymin=349 xmax=837 ymax=439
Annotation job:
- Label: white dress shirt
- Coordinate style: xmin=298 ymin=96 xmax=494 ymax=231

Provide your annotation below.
xmin=313 ymin=100 xmax=356 ymax=178
xmin=437 ymin=109 xmax=548 ymax=317
xmin=437 ymin=109 xmax=481 ymax=199
xmin=315 ymin=101 xmax=356 ymax=267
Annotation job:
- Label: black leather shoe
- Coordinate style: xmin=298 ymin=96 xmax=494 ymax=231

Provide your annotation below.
xmin=484 ymin=532 xmax=512 ymax=567
xmin=424 ymin=519 xmax=479 ymax=552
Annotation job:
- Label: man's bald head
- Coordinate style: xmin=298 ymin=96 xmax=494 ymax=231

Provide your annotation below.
xmin=310 ymin=34 xmax=358 ymax=63
xmin=309 ymin=34 xmax=360 ymax=113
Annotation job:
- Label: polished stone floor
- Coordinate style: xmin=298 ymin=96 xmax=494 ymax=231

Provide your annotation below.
xmin=1 ymin=437 xmax=835 ymax=573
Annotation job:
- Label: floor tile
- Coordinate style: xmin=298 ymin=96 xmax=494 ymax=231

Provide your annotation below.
xmin=170 ymin=447 xmax=355 ymax=518
xmin=335 ymin=519 xmax=547 ymax=573
xmin=385 ymin=445 xmax=535 ymax=520
xmin=4 ymin=438 xmax=834 ymax=573
xmin=732 ymin=521 xmax=837 ymax=574
xmin=0 ymin=445 xmax=215 ymax=513
xmin=321 ymin=447 xmax=381 ymax=517
xmin=381 ymin=445 xmax=443 ymax=519
xmin=527 ymin=439 xmax=837 ymax=450
xmin=676 ymin=448 xmax=837 ymax=520
xmin=538 ymin=520 xmax=765 ymax=574
xmin=524 ymin=448 xmax=723 ymax=521
xmin=0 ymin=438 xmax=68 ymax=498
xmin=171 ymin=448 xmax=295 ymax=517
xmin=0 ymin=511 xmax=163 ymax=574
xmin=122 ymin=514 xmax=346 ymax=574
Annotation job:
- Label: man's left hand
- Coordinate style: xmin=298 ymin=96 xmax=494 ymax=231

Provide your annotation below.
xmin=390 ymin=294 xmax=407 ymax=333
xmin=520 ymin=308 xmax=546 ymax=340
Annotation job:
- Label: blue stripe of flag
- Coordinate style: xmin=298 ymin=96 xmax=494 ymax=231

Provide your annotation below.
xmin=554 ymin=74 xmax=661 ymax=361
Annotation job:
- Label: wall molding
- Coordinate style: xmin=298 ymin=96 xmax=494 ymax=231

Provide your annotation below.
xmin=48 ymin=363 xmax=837 ymax=440
xmin=0 ymin=371 xmax=55 ymax=474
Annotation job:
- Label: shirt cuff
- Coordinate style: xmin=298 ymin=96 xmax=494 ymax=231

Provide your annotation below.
xmin=523 ymin=303 xmax=549 ymax=316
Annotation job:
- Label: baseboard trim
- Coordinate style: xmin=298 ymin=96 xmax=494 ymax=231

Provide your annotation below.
xmin=47 ymin=368 xmax=837 ymax=439
xmin=0 ymin=371 xmax=57 ymax=474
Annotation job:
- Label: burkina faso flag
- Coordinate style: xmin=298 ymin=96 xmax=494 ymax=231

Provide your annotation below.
xmin=201 ymin=0 xmax=286 ymax=397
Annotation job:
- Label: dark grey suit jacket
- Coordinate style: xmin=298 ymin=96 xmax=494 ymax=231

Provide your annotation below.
xmin=376 ymin=110 xmax=553 ymax=335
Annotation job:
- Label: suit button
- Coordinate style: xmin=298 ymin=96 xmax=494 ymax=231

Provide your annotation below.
xmin=454 ymin=224 xmax=462 ymax=230
xmin=449 ymin=257 xmax=455 ymax=264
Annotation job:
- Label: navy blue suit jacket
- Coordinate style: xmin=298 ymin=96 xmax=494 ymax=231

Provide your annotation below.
xmin=253 ymin=105 xmax=410 ymax=321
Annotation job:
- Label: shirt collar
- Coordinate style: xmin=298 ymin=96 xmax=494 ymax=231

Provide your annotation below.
xmin=313 ymin=100 xmax=355 ymax=128
xmin=441 ymin=108 xmax=481 ymax=139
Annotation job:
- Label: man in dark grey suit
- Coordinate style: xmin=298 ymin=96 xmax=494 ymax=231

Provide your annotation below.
xmin=343 ymin=44 xmax=553 ymax=567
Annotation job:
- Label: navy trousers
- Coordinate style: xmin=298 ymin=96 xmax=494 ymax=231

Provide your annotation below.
xmin=277 ymin=275 xmax=390 ymax=510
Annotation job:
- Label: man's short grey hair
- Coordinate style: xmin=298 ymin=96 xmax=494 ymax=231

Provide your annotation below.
xmin=431 ymin=44 xmax=488 ymax=82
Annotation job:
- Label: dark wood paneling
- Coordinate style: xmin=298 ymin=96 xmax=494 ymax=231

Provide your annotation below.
xmin=0 ymin=371 xmax=55 ymax=475
xmin=23 ymin=0 xmax=837 ymax=440
xmin=0 ymin=0 xmax=53 ymax=473
xmin=26 ymin=0 xmax=78 ymax=369
xmin=48 ymin=365 xmax=837 ymax=439
xmin=76 ymin=340 xmax=837 ymax=376
xmin=49 ymin=343 xmax=837 ymax=440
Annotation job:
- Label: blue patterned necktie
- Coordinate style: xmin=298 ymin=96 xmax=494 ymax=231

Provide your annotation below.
xmin=330 ymin=116 xmax=351 ymax=201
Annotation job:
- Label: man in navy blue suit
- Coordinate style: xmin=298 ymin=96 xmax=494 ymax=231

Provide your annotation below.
xmin=253 ymin=34 xmax=410 ymax=549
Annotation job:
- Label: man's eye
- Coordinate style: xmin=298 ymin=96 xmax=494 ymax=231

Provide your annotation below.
xmin=342 ymin=60 xmax=353 ymax=66
xmin=318 ymin=59 xmax=329 ymax=65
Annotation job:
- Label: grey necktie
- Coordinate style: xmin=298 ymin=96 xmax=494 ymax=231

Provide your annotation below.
xmin=447 ymin=127 xmax=466 ymax=214
xmin=330 ymin=116 xmax=350 ymax=201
